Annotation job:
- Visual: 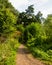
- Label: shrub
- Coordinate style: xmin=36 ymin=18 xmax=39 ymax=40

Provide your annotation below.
xmin=26 ymin=22 xmax=52 ymax=62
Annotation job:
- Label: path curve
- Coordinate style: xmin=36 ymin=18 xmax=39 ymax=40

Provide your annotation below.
xmin=16 ymin=44 xmax=44 ymax=65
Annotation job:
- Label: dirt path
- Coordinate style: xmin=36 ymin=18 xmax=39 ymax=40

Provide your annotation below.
xmin=16 ymin=44 xmax=44 ymax=65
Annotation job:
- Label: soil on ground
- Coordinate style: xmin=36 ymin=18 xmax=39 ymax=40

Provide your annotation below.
xmin=16 ymin=44 xmax=44 ymax=65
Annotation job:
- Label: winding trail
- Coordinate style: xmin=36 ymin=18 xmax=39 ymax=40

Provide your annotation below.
xmin=16 ymin=44 xmax=44 ymax=65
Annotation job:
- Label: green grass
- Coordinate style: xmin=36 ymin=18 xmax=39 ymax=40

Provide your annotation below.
xmin=0 ymin=36 xmax=20 ymax=65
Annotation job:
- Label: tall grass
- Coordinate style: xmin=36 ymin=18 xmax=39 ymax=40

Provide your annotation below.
xmin=0 ymin=34 xmax=20 ymax=65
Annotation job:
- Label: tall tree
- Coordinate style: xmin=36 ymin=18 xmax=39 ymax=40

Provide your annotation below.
xmin=26 ymin=5 xmax=34 ymax=15
xmin=35 ymin=11 xmax=43 ymax=23
xmin=18 ymin=5 xmax=36 ymax=26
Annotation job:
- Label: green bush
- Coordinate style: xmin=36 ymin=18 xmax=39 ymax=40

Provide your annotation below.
xmin=17 ymin=24 xmax=24 ymax=33
xmin=0 ymin=6 xmax=17 ymax=34
xmin=26 ymin=22 xmax=52 ymax=62
xmin=16 ymin=24 xmax=25 ymax=43
xmin=31 ymin=48 xmax=50 ymax=60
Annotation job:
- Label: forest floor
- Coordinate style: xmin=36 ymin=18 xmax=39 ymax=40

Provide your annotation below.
xmin=16 ymin=44 xmax=45 ymax=65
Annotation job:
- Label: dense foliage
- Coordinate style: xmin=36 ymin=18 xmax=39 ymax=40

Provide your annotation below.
xmin=0 ymin=0 xmax=20 ymax=65
xmin=0 ymin=0 xmax=52 ymax=65
xmin=0 ymin=0 xmax=19 ymax=35
xmin=0 ymin=34 xmax=20 ymax=65
xmin=17 ymin=5 xmax=52 ymax=65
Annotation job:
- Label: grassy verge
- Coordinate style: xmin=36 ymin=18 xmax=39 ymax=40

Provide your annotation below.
xmin=0 ymin=35 xmax=20 ymax=65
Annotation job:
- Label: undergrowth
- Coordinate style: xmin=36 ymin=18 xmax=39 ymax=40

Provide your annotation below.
xmin=0 ymin=34 xmax=20 ymax=65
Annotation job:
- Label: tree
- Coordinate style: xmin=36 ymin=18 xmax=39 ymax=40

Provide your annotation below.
xmin=26 ymin=5 xmax=34 ymax=15
xmin=44 ymin=14 xmax=52 ymax=49
xmin=18 ymin=5 xmax=36 ymax=26
xmin=0 ymin=0 xmax=19 ymax=35
xmin=35 ymin=11 xmax=43 ymax=23
xmin=44 ymin=14 xmax=52 ymax=24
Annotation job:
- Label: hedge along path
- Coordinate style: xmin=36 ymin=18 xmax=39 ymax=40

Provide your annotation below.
xmin=16 ymin=44 xmax=44 ymax=65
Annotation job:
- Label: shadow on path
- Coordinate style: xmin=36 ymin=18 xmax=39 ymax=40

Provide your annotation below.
xmin=18 ymin=48 xmax=30 ymax=54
